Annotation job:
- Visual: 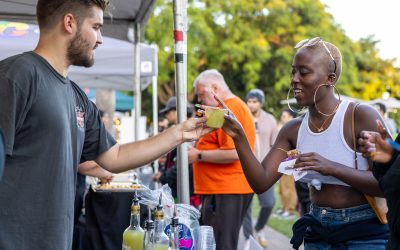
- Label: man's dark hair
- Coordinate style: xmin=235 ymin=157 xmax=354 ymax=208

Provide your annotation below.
xmin=283 ymin=108 xmax=297 ymax=118
xmin=36 ymin=0 xmax=109 ymax=30
xmin=375 ymin=103 xmax=386 ymax=114
xmin=187 ymin=104 xmax=194 ymax=118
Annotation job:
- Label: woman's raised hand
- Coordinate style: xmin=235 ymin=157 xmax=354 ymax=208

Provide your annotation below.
xmin=358 ymin=120 xmax=394 ymax=163
xmin=210 ymin=91 xmax=245 ymax=139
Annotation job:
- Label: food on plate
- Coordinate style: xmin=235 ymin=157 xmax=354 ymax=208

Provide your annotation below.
xmin=96 ymin=183 xmax=143 ymax=190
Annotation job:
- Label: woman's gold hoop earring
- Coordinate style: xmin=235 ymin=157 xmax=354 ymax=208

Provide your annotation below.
xmin=286 ymin=87 xmax=307 ymax=113
xmin=313 ymin=84 xmax=341 ymax=116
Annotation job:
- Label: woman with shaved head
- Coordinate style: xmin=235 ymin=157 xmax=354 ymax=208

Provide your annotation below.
xmin=219 ymin=37 xmax=390 ymax=249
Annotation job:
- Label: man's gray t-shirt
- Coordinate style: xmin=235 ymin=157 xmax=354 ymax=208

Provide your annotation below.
xmin=0 ymin=129 xmax=4 ymax=179
xmin=0 ymin=52 xmax=116 ymax=249
xmin=254 ymin=110 xmax=278 ymax=161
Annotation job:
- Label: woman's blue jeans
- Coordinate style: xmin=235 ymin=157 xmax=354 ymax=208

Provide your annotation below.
xmin=304 ymin=204 xmax=388 ymax=250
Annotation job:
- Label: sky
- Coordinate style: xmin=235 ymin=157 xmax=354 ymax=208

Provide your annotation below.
xmin=320 ymin=0 xmax=400 ymax=66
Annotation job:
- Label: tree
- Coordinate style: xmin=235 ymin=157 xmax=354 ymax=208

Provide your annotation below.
xmin=143 ymin=0 xmax=400 ymax=119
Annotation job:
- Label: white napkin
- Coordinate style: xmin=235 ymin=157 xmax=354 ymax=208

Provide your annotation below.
xmin=277 ymin=159 xmax=307 ymax=181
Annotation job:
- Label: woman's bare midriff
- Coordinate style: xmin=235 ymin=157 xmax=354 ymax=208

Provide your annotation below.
xmin=310 ymin=184 xmax=367 ymax=208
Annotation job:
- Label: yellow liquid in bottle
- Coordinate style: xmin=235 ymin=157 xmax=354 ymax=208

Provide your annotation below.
xmin=122 ymin=230 xmax=145 ymax=250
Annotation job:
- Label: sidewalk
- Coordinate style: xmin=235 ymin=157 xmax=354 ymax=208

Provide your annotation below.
xmin=237 ymin=225 xmax=304 ymax=250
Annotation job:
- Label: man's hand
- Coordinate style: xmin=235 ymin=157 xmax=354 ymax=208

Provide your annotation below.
xmin=152 ymin=171 xmax=162 ymax=182
xmin=358 ymin=120 xmax=394 ymax=163
xmin=188 ymin=147 xmax=201 ymax=163
xmin=179 ymin=116 xmax=216 ymax=142
xmin=95 ymin=116 xmax=216 ymax=174
xmin=99 ymin=172 xmax=113 ymax=184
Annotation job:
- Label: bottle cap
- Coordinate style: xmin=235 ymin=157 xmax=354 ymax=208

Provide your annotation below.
xmin=145 ymin=207 xmax=154 ymax=230
xmin=171 ymin=217 xmax=179 ymax=227
xmin=132 ymin=190 xmax=140 ymax=205
xmin=156 ymin=193 xmax=163 ymax=211
xmin=144 ymin=219 xmax=155 ymax=230
xmin=171 ymin=205 xmax=179 ymax=226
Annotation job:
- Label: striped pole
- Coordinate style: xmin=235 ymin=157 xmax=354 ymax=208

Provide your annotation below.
xmin=173 ymin=0 xmax=189 ymax=204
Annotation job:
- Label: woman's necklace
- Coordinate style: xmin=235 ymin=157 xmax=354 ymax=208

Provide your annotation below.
xmin=309 ymin=115 xmax=333 ymax=132
xmin=309 ymin=102 xmax=340 ymax=132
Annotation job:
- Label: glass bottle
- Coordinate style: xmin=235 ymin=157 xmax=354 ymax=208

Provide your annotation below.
xmin=143 ymin=207 xmax=155 ymax=250
xmin=167 ymin=206 xmax=180 ymax=250
xmin=154 ymin=194 xmax=169 ymax=250
xmin=122 ymin=190 xmax=145 ymax=250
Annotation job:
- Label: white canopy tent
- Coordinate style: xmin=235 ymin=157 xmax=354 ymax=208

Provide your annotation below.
xmin=0 ymin=21 xmax=157 ymax=91
xmin=369 ymin=97 xmax=400 ymax=110
xmin=0 ymin=0 xmax=156 ymax=41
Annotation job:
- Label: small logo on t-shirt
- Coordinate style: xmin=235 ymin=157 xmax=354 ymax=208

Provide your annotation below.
xmin=75 ymin=107 xmax=85 ymax=129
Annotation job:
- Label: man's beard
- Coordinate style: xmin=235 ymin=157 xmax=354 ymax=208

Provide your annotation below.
xmin=67 ymin=31 xmax=95 ymax=67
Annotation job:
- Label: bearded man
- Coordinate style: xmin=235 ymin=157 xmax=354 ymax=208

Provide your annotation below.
xmin=0 ymin=1 xmax=212 ymax=249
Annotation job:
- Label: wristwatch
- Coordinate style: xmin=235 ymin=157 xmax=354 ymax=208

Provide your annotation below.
xmin=197 ymin=151 xmax=202 ymax=161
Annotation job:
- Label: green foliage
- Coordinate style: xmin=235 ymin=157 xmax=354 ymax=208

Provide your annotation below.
xmin=252 ymin=185 xmax=298 ymax=237
xmin=143 ymin=0 xmax=400 ymax=119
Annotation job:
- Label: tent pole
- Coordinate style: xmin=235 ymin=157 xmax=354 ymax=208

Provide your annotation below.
xmin=173 ymin=0 xmax=189 ymax=204
xmin=134 ymin=22 xmax=141 ymax=141
xmin=151 ymin=44 xmax=160 ymax=188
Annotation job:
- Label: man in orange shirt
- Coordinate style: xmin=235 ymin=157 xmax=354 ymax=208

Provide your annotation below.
xmin=188 ymin=69 xmax=256 ymax=250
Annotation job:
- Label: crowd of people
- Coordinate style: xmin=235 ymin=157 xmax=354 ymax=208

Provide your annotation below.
xmin=0 ymin=1 xmax=399 ymax=250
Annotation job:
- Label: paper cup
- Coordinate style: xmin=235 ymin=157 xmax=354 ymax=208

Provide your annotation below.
xmin=205 ymin=107 xmax=227 ymax=128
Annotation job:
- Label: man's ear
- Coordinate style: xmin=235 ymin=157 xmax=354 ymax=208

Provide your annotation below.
xmin=63 ymin=13 xmax=76 ymax=34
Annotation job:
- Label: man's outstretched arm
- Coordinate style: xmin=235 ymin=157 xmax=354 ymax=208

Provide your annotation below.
xmin=96 ymin=117 xmax=214 ymax=173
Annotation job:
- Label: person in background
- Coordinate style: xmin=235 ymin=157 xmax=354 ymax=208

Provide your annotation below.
xmin=242 ymin=89 xmax=278 ymax=249
xmin=73 ymin=164 xmax=113 ymax=250
xmin=359 ymin=120 xmax=400 ymax=249
xmin=158 ymin=115 xmax=170 ymax=133
xmin=152 ymin=116 xmax=170 ymax=168
xmin=152 ymin=96 xmax=201 ymax=208
xmin=219 ymin=37 xmax=389 ymax=249
xmin=295 ymin=176 xmax=311 ymax=216
xmin=276 ymin=109 xmax=298 ymax=219
xmin=188 ymin=69 xmax=256 ymax=250
xmin=279 ymin=108 xmax=297 ymax=129
xmin=375 ymin=102 xmax=398 ymax=137
xmin=0 ymin=1 xmax=213 ymax=249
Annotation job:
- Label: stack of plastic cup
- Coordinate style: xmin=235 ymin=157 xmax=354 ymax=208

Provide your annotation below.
xmin=197 ymin=226 xmax=216 ymax=250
